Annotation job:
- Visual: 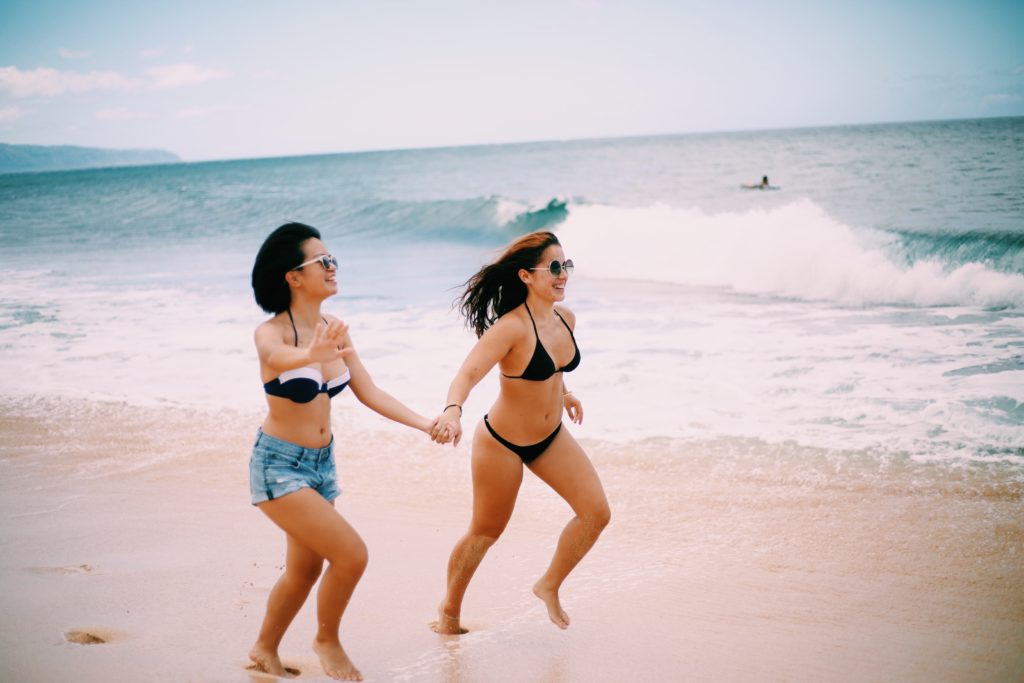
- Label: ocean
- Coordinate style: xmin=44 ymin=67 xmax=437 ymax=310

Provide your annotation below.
xmin=1 ymin=116 xmax=1022 ymax=476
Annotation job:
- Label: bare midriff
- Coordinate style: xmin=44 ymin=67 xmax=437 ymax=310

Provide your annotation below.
xmin=485 ymin=373 xmax=565 ymax=444
xmin=261 ymin=395 xmax=333 ymax=449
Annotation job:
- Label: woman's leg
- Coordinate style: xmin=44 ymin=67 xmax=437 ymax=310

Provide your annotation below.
xmin=526 ymin=429 xmax=611 ymax=629
xmin=258 ymin=489 xmax=369 ymax=681
xmin=249 ymin=532 xmax=325 ymax=675
xmin=434 ymin=421 xmax=524 ymax=635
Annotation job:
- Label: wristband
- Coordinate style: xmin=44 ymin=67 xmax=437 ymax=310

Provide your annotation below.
xmin=444 ymin=404 xmax=462 ymax=416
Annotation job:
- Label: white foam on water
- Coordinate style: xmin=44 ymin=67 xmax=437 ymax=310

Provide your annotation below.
xmin=558 ymin=200 xmax=1024 ymax=308
xmin=1 ymin=226 xmax=1021 ymax=469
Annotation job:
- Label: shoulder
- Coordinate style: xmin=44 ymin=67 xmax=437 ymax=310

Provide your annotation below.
xmin=554 ymin=304 xmax=576 ymax=329
xmin=482 ymin=305 xmax=530 ymax=344
xmin=493 ymin=304 xmax=531 ymax=332
xmin=254 ymin=316 xmax=283 ymax=339
xmin=254 ymin=315 xmax=288 ymax=348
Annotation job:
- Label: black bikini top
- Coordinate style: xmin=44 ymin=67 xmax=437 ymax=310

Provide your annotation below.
xmin=502 ymin=303 xmax=581 ymax=382
xmin=263 ymin=310 xmax=350 ymax=403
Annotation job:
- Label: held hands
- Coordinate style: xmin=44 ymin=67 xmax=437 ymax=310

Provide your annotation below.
xmin=429 ymin=406 xmax=463 ymax=447
xmin=307 ymin=320 xmax=352 ymax=363
xmin=564 ymin=392 xmax=584 ymax=424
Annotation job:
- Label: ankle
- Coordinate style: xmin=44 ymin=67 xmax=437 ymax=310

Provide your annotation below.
xmin=314 ymin=633 xmax=341 ymax=647
xmin=251 ymin=638 xmax=279 ymax=653
xmin=534 ymin=577 xmax=559 ymax=593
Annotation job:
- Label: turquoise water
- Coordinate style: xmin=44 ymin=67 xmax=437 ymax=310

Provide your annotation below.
xmin=1 ymin=116 xmax=1022 ymax=466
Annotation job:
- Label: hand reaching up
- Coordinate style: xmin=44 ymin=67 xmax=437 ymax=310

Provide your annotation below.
xmin=307 ymin=319 xmax=352 ymax=364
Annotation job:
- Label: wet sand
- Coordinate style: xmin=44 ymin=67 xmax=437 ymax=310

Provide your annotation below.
xmin=1 ymin=397 xmax=1022 ymax=682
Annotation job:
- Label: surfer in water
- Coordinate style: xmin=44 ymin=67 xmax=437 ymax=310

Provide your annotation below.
xmin=742 ymin=175 xmax=778 ymax=190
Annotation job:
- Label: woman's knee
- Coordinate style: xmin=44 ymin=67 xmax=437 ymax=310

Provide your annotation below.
xmin=582 ymin=500 xmax=611 ymax=532
xmin=469 ymin=519 xmax=508 ymax=544
xmin=328 ymin=538 xmax=368 ymax=579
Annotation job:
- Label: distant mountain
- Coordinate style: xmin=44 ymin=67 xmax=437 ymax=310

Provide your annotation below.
xmin=0 ymin=143 xmax=181 ymax=174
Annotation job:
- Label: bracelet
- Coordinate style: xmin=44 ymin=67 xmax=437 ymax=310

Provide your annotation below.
xmin=444 ymin=404 xmax=462 ymax=416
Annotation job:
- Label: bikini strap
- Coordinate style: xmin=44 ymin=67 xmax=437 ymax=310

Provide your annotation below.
xmin=287 ymin=309 xmax=299 ymax=347
xmin=287 ymin=311 xmax=331 ymax=347
xmin=554 ymin=309 xmax=576 ymax=339
xmin=523 ymin=302 xmax=540 ymax=339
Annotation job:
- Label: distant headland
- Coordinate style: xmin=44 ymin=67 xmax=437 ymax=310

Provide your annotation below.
xmin=0 ymin=143 xmax=181 ymax=174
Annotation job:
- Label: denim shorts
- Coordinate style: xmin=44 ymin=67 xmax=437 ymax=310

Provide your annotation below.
xmin=249 ymin=429 xmax=341 ymax=505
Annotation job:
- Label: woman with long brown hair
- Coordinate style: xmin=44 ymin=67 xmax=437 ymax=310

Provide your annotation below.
xmin=430 ymin=230 xmax=610 ymax=634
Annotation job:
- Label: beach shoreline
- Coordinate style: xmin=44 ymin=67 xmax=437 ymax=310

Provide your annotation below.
xmin=1 ymin=397 xmax=1021 ymax=681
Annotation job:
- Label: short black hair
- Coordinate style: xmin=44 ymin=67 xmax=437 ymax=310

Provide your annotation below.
xmin=252 ymin=222 xmax=321 ymax=313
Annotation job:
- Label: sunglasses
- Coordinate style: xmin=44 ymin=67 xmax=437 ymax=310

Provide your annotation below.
xmin=529 ymin=259 xmax=574 ymax=277
xmin=292 ymin=254 xmax=338 ymax=272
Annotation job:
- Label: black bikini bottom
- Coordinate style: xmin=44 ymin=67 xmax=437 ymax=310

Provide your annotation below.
xmin=483 ymin=414 xmax=562 ymax=464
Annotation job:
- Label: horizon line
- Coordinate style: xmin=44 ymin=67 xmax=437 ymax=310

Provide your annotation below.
xmin=170 ymin=113 xmax=1024 ymax=165
xmin=2 ymin=113 xmax=1021 ymax=175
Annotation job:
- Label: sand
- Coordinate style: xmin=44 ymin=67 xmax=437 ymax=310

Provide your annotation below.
xmin=0 ymin=397 xmax=1022 ymax=682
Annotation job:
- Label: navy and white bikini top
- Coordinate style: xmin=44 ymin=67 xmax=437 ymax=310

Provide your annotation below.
xmin=502 ymin=303 xmax=581 ymax=382
xmin=263 ymin=310 xmax=350 ymax=404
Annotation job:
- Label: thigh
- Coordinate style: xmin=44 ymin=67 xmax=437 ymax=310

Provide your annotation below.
xmin=470 ymin=420 xmax=525 ymax=536
xmin=527 ymin=428 xmax=608 ymax=516
xmin=258 ymin=488 xmax=364 ymax=563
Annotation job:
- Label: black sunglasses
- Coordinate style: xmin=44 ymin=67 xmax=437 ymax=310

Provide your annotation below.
xmin=529 ymin=259 xmax=574 ymax=277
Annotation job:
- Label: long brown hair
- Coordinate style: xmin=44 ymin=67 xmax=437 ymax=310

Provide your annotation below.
xmin=458 ymin=231 xmax=561 ymax=338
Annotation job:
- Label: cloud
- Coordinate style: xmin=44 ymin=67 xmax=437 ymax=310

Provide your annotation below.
xmin=95 ymin=107 xmax=145 ymax=121
xmin=0 ymin=63 xmax=230 ymax=98
xmin=0 ymin=66 xmax=140 ymax=97
xmin=983 ymin=93 xmax=1022 ymax=104
xmin=146 ymin=63 xmax=228 ymax=89
xmin=0 ymin=105 xmax=27 ymax=124
xmin=58 ymin=48 xmax=92 ymax=60
xmin=140 ymin=48 xmax=165 ymax=59
xmin=175 ymin=104 xmax=229 ymax=119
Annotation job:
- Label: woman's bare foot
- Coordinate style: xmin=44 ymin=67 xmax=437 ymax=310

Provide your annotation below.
xmin=430 ymin=601 xmax=468 ymax=635
xmin=532 ymin=581 xmax=570 ymax=629
xmin=248 ymin=644 xmax=290 ymax=677
xmin=312 ymin=638 xmax=363 ymax=681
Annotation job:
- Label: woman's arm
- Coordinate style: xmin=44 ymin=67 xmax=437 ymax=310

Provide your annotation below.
xmin=562 ymin=376 xmax=583 ymax=424
xmin=431 ymin=316 xmax=521 ymax=446
xmin=254 ymin=319 xmax=349 ymax=374
xmin=342 ymin=332 xmax=435 ymax=433
xmin=555 ymin=306 xmax=583 ymax=424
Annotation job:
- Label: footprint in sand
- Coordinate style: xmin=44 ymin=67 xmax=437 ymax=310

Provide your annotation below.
xmin=245 ymin=663 xmax=301 ymax=678
xmin=65 ymin=630 xmax=106 ymax=645
xmin=30 ymin=564 xmax=95 ymax=575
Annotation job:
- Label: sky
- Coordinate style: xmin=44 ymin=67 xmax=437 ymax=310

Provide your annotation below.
xmin=0 ymin=0 xmax=1022 ymax=161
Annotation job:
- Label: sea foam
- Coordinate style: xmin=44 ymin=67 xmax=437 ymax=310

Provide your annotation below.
xmin=558 ymin=200 xmax=1024 ymax=308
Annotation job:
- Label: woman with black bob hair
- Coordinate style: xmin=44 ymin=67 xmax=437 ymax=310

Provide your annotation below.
xmin=248 ymin=222 xmax=439 ymax=681
xmin=430 ymin=230 xmax=610 ymax=635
